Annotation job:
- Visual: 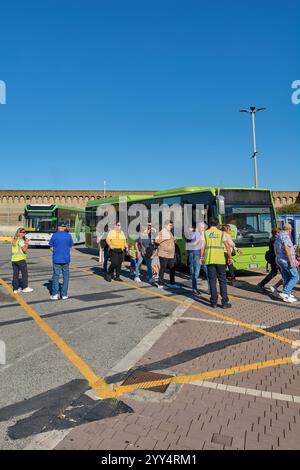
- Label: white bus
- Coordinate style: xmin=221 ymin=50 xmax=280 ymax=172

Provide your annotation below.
xmin=24 ymin=204 xmax=85 ymax=246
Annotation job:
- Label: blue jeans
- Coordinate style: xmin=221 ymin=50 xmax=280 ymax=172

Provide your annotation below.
xmin=52 ymin=263 xmax=70 ymax=297
xmin=279 ymin=264 xmax=299 ymax=295
xmin=189 ymin=252 xmax=208 ymax=291
xmin=135 ymin=256 xmax=153 ymax=280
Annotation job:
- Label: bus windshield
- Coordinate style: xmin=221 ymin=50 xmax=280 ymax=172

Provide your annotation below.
xmin=25 ymin=215 xmax=57 ymax=233
xmin=224 ymin=205 xmax=274 ymax=246
xmin=36 ymin=219 xmax=57 ymax=233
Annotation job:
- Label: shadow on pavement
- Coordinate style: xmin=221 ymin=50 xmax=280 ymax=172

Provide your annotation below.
xmin=0 ymin=379 xmax=133 ymax=440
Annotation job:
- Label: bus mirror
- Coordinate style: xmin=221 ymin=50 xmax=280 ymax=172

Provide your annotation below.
xmin=216 ymin=195 xmax=225 ymax=215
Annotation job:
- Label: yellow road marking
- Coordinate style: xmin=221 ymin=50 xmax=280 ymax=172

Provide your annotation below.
xmin=112 ymin=355 xmax=299 ymax=397
xmin=61 ymin=253 xmax=295 ymax=346
xmin=0 ymin=277 xmax=113 ymax=399
xmin=35 ymin=254 xmax=296 ymax=397
xmin=111 ymin=279 xmax=294 ymax=346
xmin=0 ymin=236 xmax=12 ymax=242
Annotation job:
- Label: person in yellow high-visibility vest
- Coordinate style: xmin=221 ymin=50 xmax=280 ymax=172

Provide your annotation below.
xmin=105 ymin=222 xmax=128 ymax=282
xmin=11 ymin=227 xmax=33 ymax=294
xmin=200 ymin=218 xmax=233 ymax=308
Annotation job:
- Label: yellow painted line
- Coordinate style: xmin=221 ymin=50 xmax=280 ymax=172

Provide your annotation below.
xmin=111 ymin=279 xmax=294 ymax=346
xmin=0 ymin=277 xmax=113 ymax=399
xmin=41 ymin=254 xmax=294 ymax=346
xmin=0 ymin=236 xmax=12 ymax=242
xmin=37 ymin=255 xmax=296 ymax=398
xmin=112 ymin=354 xmax=299 ymax=397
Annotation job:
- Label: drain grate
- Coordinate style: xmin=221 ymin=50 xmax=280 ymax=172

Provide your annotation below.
xmin=211 ymin=433 xmax=233 ymax=447
xmin=122 ymin=370 xmax=172 ymax=393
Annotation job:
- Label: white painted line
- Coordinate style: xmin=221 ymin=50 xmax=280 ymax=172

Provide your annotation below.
xmin=271 ymin=392 xmax=293 ymax=402
xmin=190 ymin=380 xmax=300 ymax=404
xmin=25 ymin=299 xmax=195 ymax=449
xmin=261 ymin=391 xmax=272 ymax=399
xmin=25 ymin=429 xmax=72 ymax=450
xmin=180 ymin=316 xmax=300 ymax=334
xmin=107 ymin=298 xmax=195 ymax=382
xmin=245 ymin=388 xmax=262 ymax=396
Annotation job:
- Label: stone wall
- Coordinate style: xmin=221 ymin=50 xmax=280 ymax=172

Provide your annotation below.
xmin=272 ymin=191 xmax=300 ymax=208
xmin=0 ymin=189 xmax=299 ymax=233
xmin=0 ymin=189 xmax=153 ymax=231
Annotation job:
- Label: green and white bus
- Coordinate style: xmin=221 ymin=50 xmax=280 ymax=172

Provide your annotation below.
xmin=85 ymin=187 xmax=277 ymax=271
xmin=24 ymin=204 xmax=85 ymax=246
xmin=85 ymin=195 xmax=152 ymax=249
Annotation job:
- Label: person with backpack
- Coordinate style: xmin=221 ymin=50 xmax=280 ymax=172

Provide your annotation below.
xmin=274 ymin=224 xmax=299 ymax=303
xmin=222 ymin=224 xmax=239 ymax=286
xmin=135 ymin=224 xmax=156 ymax=283
xmin=257 ymin=228 xmax=281 ymax=291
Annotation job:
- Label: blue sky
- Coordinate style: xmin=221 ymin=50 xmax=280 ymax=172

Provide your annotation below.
xmin=0 ymin=0 xmax=299 ymax=191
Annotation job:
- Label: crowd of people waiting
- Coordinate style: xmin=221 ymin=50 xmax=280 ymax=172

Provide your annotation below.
xmin=10 ymin=219 xmax=299 ymax=307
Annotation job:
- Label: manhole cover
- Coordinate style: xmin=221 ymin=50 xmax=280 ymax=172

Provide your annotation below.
xmin=211 ymin=433 xmax=233 ymax=447
xmin=122 ymin=370 xmax=172 ymax=393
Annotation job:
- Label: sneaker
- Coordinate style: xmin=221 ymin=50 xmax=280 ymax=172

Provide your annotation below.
xmin=257 ymin=284 xmax=266 ymax=292
xmin=286 ymin=295 xmax=297 ymax=303
xmin=221 ymin=302 xmax=232 ymax=309
xmin=148 ymin=277 xmax=155 ymax=284
xmin=50 ymin=294 xmax=60 ymax=300
xmin=269 ymin=286 xmax=279 ymax=296
xmin=210 ymin=303 xmax=217 ymax=308
xmin=22 ymin=287 xmax=33 ymax=293
xmin=278 ymin=293 xmax=296 ymax=303
xmin=134 ymin=277 xmax=141 ymax=283
xmin=13 ymin=290 xmax=20 ymax=294
xmin=157 ymin=284 xmax=164 ymax=289
xmin=165 ymin=283 xmax=181 ymax=289
xmin=61 ymin=296 xmax=69 ymax=300
xmin=104 ymin=274 xmax=112 ymax=282
xmin=115 ymin=277 xmax=123 ymax=282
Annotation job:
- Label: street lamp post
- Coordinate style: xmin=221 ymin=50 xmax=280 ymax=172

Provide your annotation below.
xmin=239 ymin=106 xmax=266 ymax=188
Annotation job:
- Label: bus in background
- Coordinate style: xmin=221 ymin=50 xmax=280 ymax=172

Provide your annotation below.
xmin=24 ymin=204 xmax=85 ymax=246
xmin=277 ymin=213 xmax=300 ymax=245
xmin=85 ymin=195 xmax=152 ymax=250
xmin=85 ymin=187 xmax=277 ymax=271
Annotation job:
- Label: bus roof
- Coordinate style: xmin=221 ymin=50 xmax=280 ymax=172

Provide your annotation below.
xmin=25 ymin=204 xmax=85 ymax=212
xmin=86 ymin=194 xmax=154 ymax=208
xmin=85 ymin=187 xmax=272 ymax=208
xmin=152 ymin=187 xmax=271 ymax=197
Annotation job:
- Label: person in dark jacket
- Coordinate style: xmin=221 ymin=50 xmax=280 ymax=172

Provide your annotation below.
xmin=257 ymin=227 xmax=281 ymax=290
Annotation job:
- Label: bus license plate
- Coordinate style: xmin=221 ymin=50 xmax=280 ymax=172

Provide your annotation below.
xmin=249 ymin=264 xmax=258 ymax=269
